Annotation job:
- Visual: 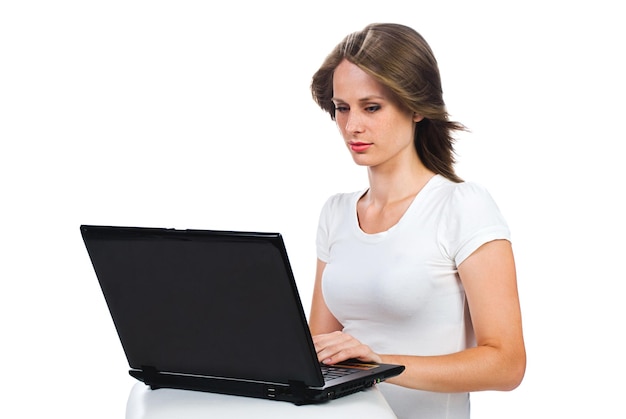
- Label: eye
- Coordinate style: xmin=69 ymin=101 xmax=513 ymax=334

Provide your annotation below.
xmin=365 ymin=104 xmax=381 ymax=113
xmin=334 ymin=104 xmax=349 ymax=113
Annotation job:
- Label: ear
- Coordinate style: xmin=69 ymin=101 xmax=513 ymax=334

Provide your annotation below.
xmin=413 ymin=113 xmax=424 ymax=122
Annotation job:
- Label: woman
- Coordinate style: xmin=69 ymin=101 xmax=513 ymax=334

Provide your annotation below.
xmin=309 ymin=23 xmax=526 ymax=418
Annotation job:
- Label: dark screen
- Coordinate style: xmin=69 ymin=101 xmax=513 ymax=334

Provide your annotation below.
xmin=81 ymin=226 xmax=323 ymax=386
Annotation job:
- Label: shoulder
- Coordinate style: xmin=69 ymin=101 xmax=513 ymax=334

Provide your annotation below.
xmin=439 ymin=179 xmax=507 ymax=233
xmin=450 ymin=180 xmax=497 ymax=207
xmin=320 ymin=189 xmax=366 ymax=212
xmin=436 ymin=179 xmax=510 ymax=264
xmin=317 ymin=189 xmax=365 ymax=230
xmin=429 ymin=177 xmax=500 ymax=212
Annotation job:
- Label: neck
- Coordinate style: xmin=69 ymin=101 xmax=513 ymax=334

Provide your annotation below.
xmin=364 ymin=158 xmax=435 ymax=207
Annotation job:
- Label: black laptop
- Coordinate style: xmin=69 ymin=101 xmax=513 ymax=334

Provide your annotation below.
xmin=80 ymin=225 xmax=404 ymax=405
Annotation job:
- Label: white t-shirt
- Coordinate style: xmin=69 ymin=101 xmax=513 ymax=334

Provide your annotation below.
xmin=316 ymin=175 xmax=511 ymax=419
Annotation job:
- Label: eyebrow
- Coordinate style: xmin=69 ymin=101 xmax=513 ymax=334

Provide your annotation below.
xmin=331 ymin=95 xmax=387 ymax=103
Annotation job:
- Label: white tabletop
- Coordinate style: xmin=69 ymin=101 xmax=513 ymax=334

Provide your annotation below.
xmin=126 ymin=382 xmax=397 ymax=418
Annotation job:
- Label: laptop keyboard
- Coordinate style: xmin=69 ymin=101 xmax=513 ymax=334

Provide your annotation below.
xmin=321 ymin=365 xmax=359 ymax=381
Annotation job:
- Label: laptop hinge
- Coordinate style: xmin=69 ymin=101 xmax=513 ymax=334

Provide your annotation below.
xmin=141 ymin=365 xmax=161 ymax=389
xmin=288 ymin=380 xmax=307 ymax=399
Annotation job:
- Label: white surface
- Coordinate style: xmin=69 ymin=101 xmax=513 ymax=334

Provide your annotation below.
xmin=125 ymin=382 xmax=397 ymax=418
xmin=2 ymin=2 xmax=625 ymax=418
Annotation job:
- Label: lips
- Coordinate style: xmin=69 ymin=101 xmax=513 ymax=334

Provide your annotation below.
xmin=349 ymin=142 xmax=372 ymax=152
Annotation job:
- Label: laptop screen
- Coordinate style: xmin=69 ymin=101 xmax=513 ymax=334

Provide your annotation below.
xmin=81 ymin=226 xmax=324 ymax=387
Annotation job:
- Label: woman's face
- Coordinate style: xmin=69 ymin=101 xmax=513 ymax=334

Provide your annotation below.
xmin=331 ymin=59 xmax=421 ymax=169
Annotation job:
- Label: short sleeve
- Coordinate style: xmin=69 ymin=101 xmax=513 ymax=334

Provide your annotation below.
xmin=316 ymin=195 xmax=334 ymax=262
xmin=439 ymin=182 xmax=511 ymax=266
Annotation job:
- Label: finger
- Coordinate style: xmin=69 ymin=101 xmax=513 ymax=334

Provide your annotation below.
xmin=313 ymin=331 xmax=349 ymax=354
xmin=318 ymin=339 xmax=368 ymax=365
xmin=313 ymin=331 xmax=345 ymax=346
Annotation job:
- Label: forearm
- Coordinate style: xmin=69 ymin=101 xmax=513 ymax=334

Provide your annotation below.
xmin=381 ymin=344 xmax=525 ymax=393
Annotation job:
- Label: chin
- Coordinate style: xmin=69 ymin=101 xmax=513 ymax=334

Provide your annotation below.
xmin=352 ymin=159 xmax=378 ymax=169
xmin=350 ymin=155 xmax=373 ymax=167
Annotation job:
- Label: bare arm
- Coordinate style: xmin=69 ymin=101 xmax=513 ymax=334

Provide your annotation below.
xmin=313 ymin=240 xmax=526 ymax=392
xmin=309 ymin=258 xmax=343 ymax=335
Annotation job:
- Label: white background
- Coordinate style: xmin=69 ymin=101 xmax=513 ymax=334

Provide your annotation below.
xmin=1 ymin=1 xmax=624 ymax=417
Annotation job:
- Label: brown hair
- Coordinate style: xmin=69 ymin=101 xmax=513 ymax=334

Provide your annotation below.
xmin=311 ymin=23 xmax=464 ymax=183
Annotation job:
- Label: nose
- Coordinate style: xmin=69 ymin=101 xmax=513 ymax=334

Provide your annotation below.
xmin=344 ymin=111 xmax=364 ymax=134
